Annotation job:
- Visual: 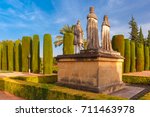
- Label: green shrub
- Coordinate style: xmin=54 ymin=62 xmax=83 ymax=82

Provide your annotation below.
xmin=112 ymin=35 xmax=125 ymax=56
xmin=124 ymin=39 xmax=130 ymax=73
xmin=136 ymin=43 xmax=144 ymax=71
xmin=1 ymin=41 xmax=8 ymax=70
xmin=11 ymin=74 xmax=57 ymax=84
xmin=149 ymin=47 xmax=150 ymax=70
xmin=22 ymin=36 xmax=32 ymax=72
xmin=14 ymin=40 xmax=22 ymax=71
xmin=112 ymin=35 xmax=125 ymax=72
xmin=0 ymin=77 xmax=126 ymax=100
xmin=43 ymin=34 xmax=53 ymax=74
xmin=0 ymin=42 xmax=2 ymax=70
xmin=7 ymin=40 xmax=14 ymax=71
xmin=123 ymin=75 xmax=150 ymax=84
xmin=63 ymin=33 xmax=74 ymax=54
xmin=130 ymin=40 xmax=136 ymax=72
xmin=32 ymin=35 xmax=40 ymax=73
xmin=144 ymin=45 xmax=149 ymax=70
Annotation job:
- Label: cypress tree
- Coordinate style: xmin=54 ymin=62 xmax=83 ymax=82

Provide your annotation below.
xmin=63 ymin=33 xmax=74 ymax=54
xmin=112 ymin=35 xmax=125 ymax=72
xmin=1 ymin=41 xmax=8 ymax=70
xmin=0 ymin=42 xmax=2 ymax=70
xmin=14 ymin=40 xmax=22 ymax=71
xmin=7 ymin=40 xmax=14 ymax=71
xmin=138 ymin=27 xmax=144 ymax=44
xmin=147 ymin=30 xmax=150 ymax=69
xmin=112 ymin=35 xmax=125 ymax=57
xmin=129 ymin=16 xmax=139 ymax=42
xmin=22 ymin=36 xmax=32 ymax=72
xmin=43 ymin=34 xmax=53 ymax=74
xmin=136 ymin=43 xmax=144 ymax=71
xmin=130 ymin=40 xmax=136 ymax=72
xmin=32 ymin=34 xmax=40 ymax=73
xmin=147 ymin=30 xmax=150 ymax=46
xmin=144 ymin=45 xmax=149 ymax=70
xmin=124 ymin=39 xmax=130 ymax=73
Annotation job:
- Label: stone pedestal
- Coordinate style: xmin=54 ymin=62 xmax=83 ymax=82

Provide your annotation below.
xmin=56 ymin=52 xmax=124 ymax=94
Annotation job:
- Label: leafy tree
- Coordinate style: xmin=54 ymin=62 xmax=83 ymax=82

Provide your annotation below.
xmin=54 ymin=25 xmax=74 ymax=47
xmin=60 ymin=25 xmax=74 ymax=35
xmin=129 ymin=17 xmax=139 ymax=42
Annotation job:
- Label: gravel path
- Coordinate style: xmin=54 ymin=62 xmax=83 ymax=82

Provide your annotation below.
xmin=123 ymin=71 xmax=150 ymax=77
xmin=0 ymin=91 xmax=24 ymax=100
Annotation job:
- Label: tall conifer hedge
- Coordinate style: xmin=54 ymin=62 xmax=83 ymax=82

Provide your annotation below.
xmin=22 ymin=36 xmax=32 ymax=72
xmin=7 ymin=40 xmax=14 ymax=71
xmin=112 ymin=35 xmax=125 ymax=72
xmin=136 ymin=43 xmax=144 ymax=71
xmin=144 ymin=45 xmax=149 ymax=70
xmin=63 ymin=33 xmax=74 ymax=55
xmin=124 ymin=39 xmax=130 ymax=73
xmin=43 ymin=34 xmax=53 ymax=74
xmin=14 ymin=40 xmax=22 ymax=71
xmin=2 ymin=41 xmax=8 ymax=70
xmin=0 ymin=42 xmax=2 ymax=70
xmin=32 ymin=35 xmax=40 ymax=73
xmin=130 ymin=40 xmax=136 ymax=72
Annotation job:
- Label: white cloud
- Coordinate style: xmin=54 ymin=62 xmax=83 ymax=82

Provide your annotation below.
xmin=141 ymin=23 xmax=150 ymax=38
xmin=110 ymin=25 xmax=130 ymax=38
xmin=54 ymin=18 xmax=67 ymax=24
xmin=107 ymin=0 xmax=124 ymax=9
xmin=6 ymin=0 xmax=24 ymax=9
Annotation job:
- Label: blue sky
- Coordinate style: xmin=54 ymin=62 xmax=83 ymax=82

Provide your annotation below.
xmin=0 ymin=0 xmax=150 ymax=56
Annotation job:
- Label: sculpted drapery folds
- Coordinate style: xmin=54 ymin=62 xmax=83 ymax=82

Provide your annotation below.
xmin=86 ymin=7 xmax=100 ymax=49
xmin=101 ymin=15 xmax=113 ymax=51
xmin=74 ymin=20 xmax=84 ymax=53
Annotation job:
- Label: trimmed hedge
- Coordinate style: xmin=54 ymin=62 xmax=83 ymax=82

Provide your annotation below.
xmin=22 ymin=36 xmax=32 ymax=72
xmin=14 ymin=40 xmax=22 ymax=71
xmin=0 ymin=77 xmax=125 ymax=100
xmin=32 ymin=35 xmax=40 ymax=73
xmin=112 ymin=35 xmax=125 ymax=72
xmin=1 ymin=41 xmax=8 ymax=70
xmin=0 ymin=42 xmax=2 ymax=70
xmin=144 ymin=45 xmax=149 ymax=70
xmin=7 ymin=40 xmax=14 ymax=71
xmin=10 ymin=75 xmax=57 ymax=84
xmin=112 ymin=35 xmax=125 ymax=56
xmin=123 ymin=75 xmax=150 ymax=84
xmin=149 ymin=47 xmax=150 ymax=70
xmin=43 ymin=34 xmax=53 ymax=74
xmin=63 ymin=33 xmax=74 ymax=55
xmin=136 ymin=43 xmax=144 ymax=71
xmin=124 ymin=39 xmax=130 ymax=73
xmin=130 ymin=40 xmax=136 ymax=72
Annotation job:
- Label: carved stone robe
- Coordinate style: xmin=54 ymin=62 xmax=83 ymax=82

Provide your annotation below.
xmin=101 ymin=15 xmax=113 ymax=51
xmin=86 ymin=7 xmax=100 ymax=49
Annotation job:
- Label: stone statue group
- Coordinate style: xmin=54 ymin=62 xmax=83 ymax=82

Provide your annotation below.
xmin=74 ymin=7 xmax=113 ymax=54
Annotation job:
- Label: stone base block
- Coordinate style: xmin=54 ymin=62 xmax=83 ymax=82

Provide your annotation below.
xmin=56 ymin=53 xmax=124 ymax=94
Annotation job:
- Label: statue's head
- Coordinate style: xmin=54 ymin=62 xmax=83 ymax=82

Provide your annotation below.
xmin=104 ymin=15 xmax=108 ymax=21
xmin=90 ymin=7 xmax=94 ymax=13
xmin=77 ymin=20 xmax=80 ymax=25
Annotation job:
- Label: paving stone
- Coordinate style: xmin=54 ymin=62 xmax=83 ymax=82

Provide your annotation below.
xmin=110 ymin=85 xmax=145 ymax=99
